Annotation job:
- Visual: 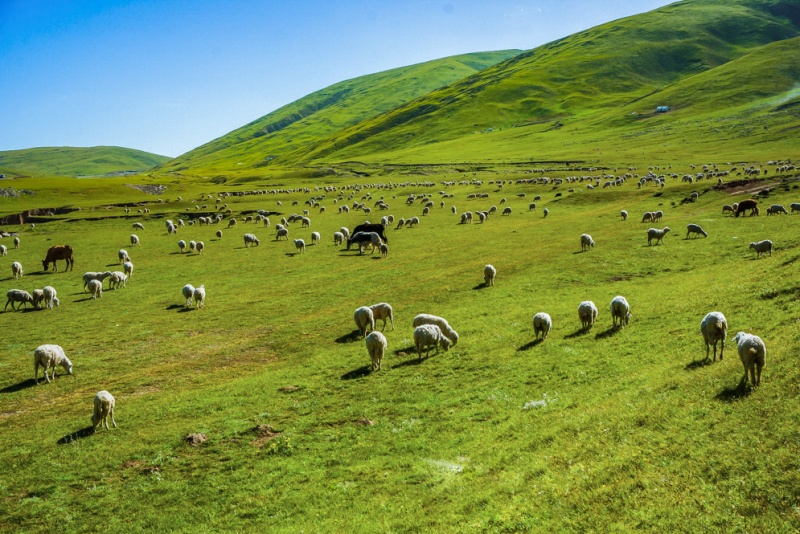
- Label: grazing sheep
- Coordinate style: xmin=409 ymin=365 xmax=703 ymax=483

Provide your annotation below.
xmin=412 ymin=314 xmax=459 ymax=346
xmin=333 ymin=231 xmax=344 ymax=246
xmin=413 ymin=324 xmax=451 ymax=360
xmin=580 ymin=233 xmax=595 ymax=251
xmin=722 ymin=204 xmax=735 ymax=215
xmin=227 ymin=218 xmax=237 ymax=228
xmin=130 ymin=234 xmax=140 ymax=246
xmin=642 ymin=212 xmax=654 ymax=223
xmin=82 ymin=271 xmax=113 ymax=291
xmin=189 ymin=240 xmax=197 ymax=252
xmin=767 ymin=204 xmax=788 ymax=215
xmin=0 ymin=244 xmax=6 ymax=256
xmin=647 ymin=227 xmax=671 ymax=246
xmin=365 ymin=331 xmax=388 ymax=371
xmin=196 ymin=241 xmax=205 ymax=254
xmin=43 ymin=286 xmax=59 ymax=309
xmin=379 ymin=243 xmax=388 ymax=257
xmin=451 ymin=206 xmax=457 ymax=215
xmin=215 ymin=230 xmax=223 ymax=239
xmin=749 ymin=239 xmax=773 ymax=258
xmin=301 ymin=217 xmax=311 ymax=228
xmin=543 ymin=208 xmax=549 ymax=218
xmin=118 ymin=249 xmax=130 ymax=264
xmin=339 ymin=227 xmax=350 ymax=239
xmin=652 ymin=210 xmax=664 ymax=223
xmin=32 ymin=289 xmax=45 ymax=309
xmin=407 ymin=216 xmax=420 ymax=227
xmin=109 ymin=271 xmax=127 ymax=289
xmin=132 ymin=222 xmax=145 ymax=230
xmin=700 ymin=311 xmax=727 ymax=361
xmin=502 ymin=207 xmax=512 ymax=216
xmin=686 ymin=224 xmax=708 ymax=239
xmin=182 ymin=283 xmax=195 ymax=308
xmin=276 ymin=227 xmax=289 ymax=240
xmin=369 ymin=302 xmax=395 ymax=331
xmin=529 ymin=203 xmax=537 ymax=212
xmin=733 ymin=332 xmax=766 ymax=387
xmin=193 ymin=285 xmax=206 ymax=308
xmin=294 ymin=239 xmax=306 ymax=253
xmin=14 ymin=236 xmax=20 ymax=249
xmin=262 ymin=217 xmax=271 ymax=227
xmin=243 ymin=233 xmax=260 ymax=247
xmin=123 ymin=261 xmax=134 ymax=278
xmin=5 ymin=289 xmax=34 ymax=311
xmin=790 ymin=202 xmax=800 ymax=214
xmin=533 ymin=312 xmax=552 ymax=340
xmin=578 ymin=301 xmax=598 ymax=329
xmin=88 ymin=279 xmax=103 ymax=299
xmin=311 ymin=231 xmax=320 ymax=245
xmin=91 ymin=390 xmax=117 ymax=431
xmin=483 ymin=264 xmax=496 ymax=286
xmin=178 ymin=239 xmax=187 ymax=253
xmin=11 ymin=261 xmax=23 ymax=279
xmin=33 ymin=344 xmax=72 ymax=384
xmin=610 ymin=296 xmax=631 ymax=327
xmin=354 ymin=306 xmax=375 ymax=337
xmin=620 ymin=210 xmax=628 ymax=221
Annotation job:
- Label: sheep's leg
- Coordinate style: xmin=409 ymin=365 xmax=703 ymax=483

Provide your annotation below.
xmin=390 ymin=316 xmax=395 ymax=331
xmin=719 ymin=340 xmax=724 ymax=360
xmin=34 ymin=363 xmax=39 ymax=384
xmin=750 ymin=366 xmax=757 ymax=387
xmin=755 ymin=364 xmax=762 ymax=387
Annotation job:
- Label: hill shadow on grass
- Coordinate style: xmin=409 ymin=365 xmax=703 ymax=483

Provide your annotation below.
xmin=715 ymin=380 xmax=753 ymax=402
xmin=595 ymin=326 xmax=621 ymax=340
xmin=0 ymin=378 xmax=37 ymax=394
xmin=341 ymin=365 xmax=372 ymax=380
xmin=684 ymin=358 xmax=714 ymax=371
xmin=335 ymin=330 xmax=362 ymax=344
xmin=57 ymin=426 xmax=96 ymax=445
xmin=517 ymin=339 xmax=544 ymax=351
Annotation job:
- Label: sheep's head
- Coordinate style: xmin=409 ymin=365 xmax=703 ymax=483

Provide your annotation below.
xmin=448 ymin=330 xmax=459 ymax=347
xmin=663 ymin=227 xmax=671 ymax=234
xmin=749 ymin=242 xmax=757 ymax=250
xmin=440 ymin=337 xmax=452 ymax=352
xmin=62 ymin=357 xmax=73 ymax=375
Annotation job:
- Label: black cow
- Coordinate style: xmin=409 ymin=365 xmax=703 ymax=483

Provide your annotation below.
xmin=352 ymin=223 xmax=387 ymax=243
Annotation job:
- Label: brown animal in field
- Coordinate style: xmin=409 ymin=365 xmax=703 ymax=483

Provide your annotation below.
xmin=734 ymin=199 xmax=759 ymax=217
xmin=42 ymin=245 xmax=74 ymax=272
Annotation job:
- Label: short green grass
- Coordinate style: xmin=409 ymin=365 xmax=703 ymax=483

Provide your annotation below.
xmin=1 ymin=162 xmax=800 ymax=532
xmin=0 ymin=147 xmax=170 ymax=178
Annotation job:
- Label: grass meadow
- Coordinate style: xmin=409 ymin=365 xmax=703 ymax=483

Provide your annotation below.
xmin=1 ymin=166 xmax=800 ymax=532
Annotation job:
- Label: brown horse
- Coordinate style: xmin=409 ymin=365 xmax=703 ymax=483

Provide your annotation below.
xmin=42 ymin=245 xmax=74 ymax=271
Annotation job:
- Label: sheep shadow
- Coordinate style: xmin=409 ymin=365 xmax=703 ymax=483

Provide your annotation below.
xmin=393 ymin=357 xmax=426 ymax=368
xmin=684 ymin=358 xmax=714 ymax=371
xmin=27 ymin=271 xmax=51 ymax=277
xmin=341 ymin=365 xmax=373 ymax=380
xmin=166 ymin=304 xmax=193 ymax=313
xmin=517 ymin=339 xmax=544 ymax=351
xmin=73 ymin=297 xmax=98 ymax=303
xmin=564 ymin=328 xmax=591 ymax=339
xmin=57 ymin=426 xmax=97 ymax=445
xmin=472 ymin=283 xmax=490 ymax=290
xmin=715 ymin=380 xmax=753 ymax=402
xmin=594 ymin=326 xmax=621 ymax=340
xmin=335 ymin=330 xmax=362 ymax=344
xmin=0 ymin=378 xmax=38 ymax=394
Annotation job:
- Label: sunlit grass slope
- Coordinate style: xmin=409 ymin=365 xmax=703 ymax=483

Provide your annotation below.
xmin=0 ymin=147 xmax=171 ymax=178
xmin=1 ymin=162 xmax=800 ymax=531
xmin=160 ymin=50 xmax=521 ymax=173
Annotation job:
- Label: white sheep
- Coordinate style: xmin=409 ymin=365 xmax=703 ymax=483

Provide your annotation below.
xmin=34 ymin=344 xmax=73 ymax=384
xmin=365 ymin=331 xmax=388 ymax=371
xmin=580 ymin=233 xmax=595 ymax=251
xmin=43 ymin=286 xmax=59 ymax=309
xmin=14 ymin=236 xmax=20 ymax=249
xmin=0 ymin=244 xmax=6 ymax=256
xmin=686 ymin=224 xmax=708 ymax=239
xmin=339 ymin=227 xmax=350 ymax=239
xmin=227 ymin=218 xmax=237 ymax=228
xmin=193 ymin=285 xmax=206 ymax=308
xmin=294 ymin=239 xmax=306 ymax=253
xmin=533 ymin=312 xmax=552 ymax=340
xmin=83 ymin=271 xmax=113 ymax=291
xmin=123 ymin=261 xmax=134 ymax=278
xmin=353 ymin=306 xmax=374 ymax=337
xmin=379 ymin=243 xmax=388 ymax=257
xmin=413 ymin=324 xmax=451 ymax=360
xmin=369 ymin=302 xmax=395 ymax=331
xmin=620 ymin=210 xmax=628 ymax=221
xmin=196 ymin=241 xmax=205 ymax=254
xmin=118 ymin=249 xmax=130 ymax=264
xmin=647 ymin=227 xmax=670 ymax=246
xmin=132 ymin=222 xmax=145 ymax=230
xmin=333 ymin=231 xmax=344 ymax=246
xmin=412 ymin=314 xmax=459 ymax=346
xmin=215 ymin=230 xmax=223 ymax=239
xmin=766 ymin=204 xmax=788 ymax=215
xmin=91 ymin=390 xmax=117 ymax=431
xmin=407 ymin=216 xmax=420 ymax=227
xmin=749 ymin=240 xmax=773 ymax=258
xmin=700 ymin=311 xmax=727 ymax=361
xmin=276 ymin=228 xmax=289 ymax=240
xmin=578 ymin=301 xmax=598 ymax=329
xmin=109 ymin=271 xmax=127 ymax=289
xmin=32 ymin=289 xmax=45 ymax=309
xmin=502 ymin=207 xmax=512 ymax=216
xmin=543 ymin=208 xmax=549 ymax=218
xmin=641 ymin=212 xmax=654 ymax=223
xmin=189 ymin=240 xmax=197 ymax=251
xmin=88 ymin=279 xmax=103 ymax=299
xmin=11 ymin=261 xmax=23 ymax=279
xmin=130 ymin=234 xmax=140 ymax=246
xmin=610 ymin=295 xmax=631 ymax=327
xmin=311 ymin=231 xmax=320 ymax=245
xmin=178 ymin=239 xmax=187 ymax=253
xmin=484 ymin=264 xmax=496 ymax=286
xmin=243 ymin=233 xmax=260 ymax=247
xmin=733 ymin=332 xmax=766 ymax=387
xmin=5 ymin=289 xmax=34 ymax=311
xmin=182 ymin=283 xmax=195 ymax=308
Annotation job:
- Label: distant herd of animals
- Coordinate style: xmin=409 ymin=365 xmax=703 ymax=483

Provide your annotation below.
xmin=3 ymin=161 xmax=794 ymax=431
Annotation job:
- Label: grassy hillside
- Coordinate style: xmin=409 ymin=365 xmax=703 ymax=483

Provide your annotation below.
xmin=161 ymin=50 xmax=521 ymax=173
xmin=1 ymin=160 xmax=800 ymax=531
xmin=292 ymin=0 xmax=800 ymax=166
xmin=0 ymin=146 xmax=171 ymax=178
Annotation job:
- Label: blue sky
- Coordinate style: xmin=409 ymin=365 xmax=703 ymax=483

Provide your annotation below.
xmin=0 ymin=0 xmax=675 ymax=157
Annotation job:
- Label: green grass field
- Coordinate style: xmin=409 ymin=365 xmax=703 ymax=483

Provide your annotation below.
xmin=1 ymin=161 xmax=799 ymax=531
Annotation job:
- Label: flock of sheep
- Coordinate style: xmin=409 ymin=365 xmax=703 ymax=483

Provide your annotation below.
xmin=4 ymin=160 xmax=793 ymax=432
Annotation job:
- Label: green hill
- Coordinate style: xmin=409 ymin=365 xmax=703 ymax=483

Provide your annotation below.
xmin=160 ymin=50 xmax=521 ymax=173
xmin=0 ymin=146 xmax=171 ymax=177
